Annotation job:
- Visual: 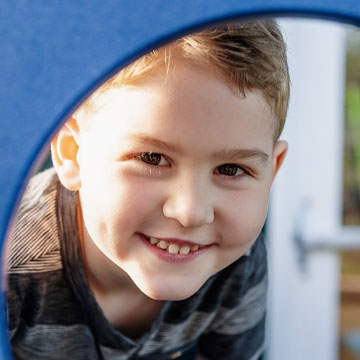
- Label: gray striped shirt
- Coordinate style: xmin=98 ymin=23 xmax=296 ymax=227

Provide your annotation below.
xmin=7 ymin=169 xmax=267 ymax=360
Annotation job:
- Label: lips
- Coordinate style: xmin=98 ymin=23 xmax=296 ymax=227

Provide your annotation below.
xmin=143 ymin=235 xmax=205 ymax=255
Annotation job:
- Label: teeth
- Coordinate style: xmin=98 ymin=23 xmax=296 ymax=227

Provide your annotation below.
xmin=179 ymin=246 xmax=191 ymax=255
xmin=168 ymin=244 xmax=180 ymax=254
xmin=149 ymin=237 xmax=158 ymax=245
xmin=157 ymin=240 xmax=168 ymax=249
xmin=147 ymin=236 xmax=201 ymax=254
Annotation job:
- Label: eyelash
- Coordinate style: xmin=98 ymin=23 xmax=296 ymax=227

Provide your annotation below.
xmin=133 ymin=152 xmax=250 ymax=178
xmin=135 ymin=152 xmax=170 ymax=167
xmin=214 ymin=164 xmax=247 ymax=178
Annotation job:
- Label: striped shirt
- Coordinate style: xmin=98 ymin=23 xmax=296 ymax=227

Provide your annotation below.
xmin=7 ymin=169 xmax=267 ymax=360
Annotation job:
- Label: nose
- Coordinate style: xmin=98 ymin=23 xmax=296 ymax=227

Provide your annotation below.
xmin=162 ymin=174 xmax=215 ymax=228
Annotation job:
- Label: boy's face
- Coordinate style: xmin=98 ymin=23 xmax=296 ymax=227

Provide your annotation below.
xmin=66 ymin=62 xmax=287 ymax=301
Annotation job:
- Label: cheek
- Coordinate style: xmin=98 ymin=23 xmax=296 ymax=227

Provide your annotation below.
xmin=222 ymin=189 xmax=270 ymax=246
xmin=80 ymin=169 xmax=164 ymax=235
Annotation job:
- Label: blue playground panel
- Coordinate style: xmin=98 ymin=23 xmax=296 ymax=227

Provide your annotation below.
xmin=1 ymin=0 xmax=360 ymax=358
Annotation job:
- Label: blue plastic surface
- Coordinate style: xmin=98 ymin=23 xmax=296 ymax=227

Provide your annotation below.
xmin=1 ymin=0 xmax=360 ymax=357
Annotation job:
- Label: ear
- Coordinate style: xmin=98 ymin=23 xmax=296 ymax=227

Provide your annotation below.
xmin=51 ymin=117 xmax=81 ymax=191
xmin=271 ymin=140 xmax=288 ymax=182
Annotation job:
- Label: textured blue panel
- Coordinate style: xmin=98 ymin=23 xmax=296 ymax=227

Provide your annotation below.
xmin=0 ymin=0 xmax=359 ymax=357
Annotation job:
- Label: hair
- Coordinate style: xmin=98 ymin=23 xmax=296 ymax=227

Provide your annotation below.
xmin=74 ymin=19 xmax=289 ymax=142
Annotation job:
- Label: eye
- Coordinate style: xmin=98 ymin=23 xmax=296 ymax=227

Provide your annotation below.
xmin=137 ymin=152 xmax=169 ymax=166
xmin=215 ymin=163 xmax=245 ymax=177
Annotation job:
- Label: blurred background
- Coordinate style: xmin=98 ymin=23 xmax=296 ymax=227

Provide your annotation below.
xmin=266 ymin=18 xmax=360 ymax=360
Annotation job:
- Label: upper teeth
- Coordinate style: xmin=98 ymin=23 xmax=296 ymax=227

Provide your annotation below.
xmin=148 ymin=237 xmax=201 ymax=255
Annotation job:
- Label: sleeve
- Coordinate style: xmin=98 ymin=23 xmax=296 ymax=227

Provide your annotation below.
xmin=197 ymin=236 xmax=268 ymax=360
xmin=7 ymin=274 xmax=27 ymax=340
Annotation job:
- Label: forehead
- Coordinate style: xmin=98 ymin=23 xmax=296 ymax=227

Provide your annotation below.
xmin=84 ymin=62 xmax=275 ymax=152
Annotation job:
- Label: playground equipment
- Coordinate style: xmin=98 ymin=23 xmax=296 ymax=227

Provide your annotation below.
xmin=1 ymin=0 xmax=359 ymax=358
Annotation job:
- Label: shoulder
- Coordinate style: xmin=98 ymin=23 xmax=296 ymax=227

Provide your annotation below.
xmin=6 ymin=168 xmax=63 ymax=274
xmin=193 ymin=236 xmax=267 ymax=359
xmin=201 ymin=234 xmax=268 ymax=332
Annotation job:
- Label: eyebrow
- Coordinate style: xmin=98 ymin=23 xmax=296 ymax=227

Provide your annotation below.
xmin=127 ymin=134 xmax=269 ymax=165
xmin=128 ymin=134 xmax=181 ymax=153
xmin=212 ymin=149 xmax=269 ymax=164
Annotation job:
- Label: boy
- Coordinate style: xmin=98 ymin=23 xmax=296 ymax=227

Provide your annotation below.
xmin=7 ymin=19 xmax=289 ymax=360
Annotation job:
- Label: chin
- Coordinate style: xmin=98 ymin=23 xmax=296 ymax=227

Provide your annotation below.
xmin=140 ymin=281 xmax=202 ymax=301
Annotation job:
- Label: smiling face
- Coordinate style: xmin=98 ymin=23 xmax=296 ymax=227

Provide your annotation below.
xmin=54 ymin=61 xmax=287 ymax=301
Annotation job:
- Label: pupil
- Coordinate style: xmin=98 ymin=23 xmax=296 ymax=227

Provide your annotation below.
xmin=220 ymin=164 xmax=237 ymax=176
xmin=144 ymin=153 xmax=160 ymax=165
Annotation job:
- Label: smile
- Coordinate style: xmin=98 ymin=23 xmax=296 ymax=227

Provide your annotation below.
xmin=143 ymin=235 xmax=205 ymax=255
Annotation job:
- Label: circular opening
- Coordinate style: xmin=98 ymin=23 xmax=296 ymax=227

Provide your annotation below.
xmin=2 ymin=7 xmax=360 ymax=360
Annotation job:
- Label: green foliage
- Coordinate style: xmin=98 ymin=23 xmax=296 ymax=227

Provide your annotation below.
xmin=343 ymin=29 xmax=360 ymax=225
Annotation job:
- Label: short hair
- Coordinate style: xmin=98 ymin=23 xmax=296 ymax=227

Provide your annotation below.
xmin=75 ymin=19 xmax=289 ymax=142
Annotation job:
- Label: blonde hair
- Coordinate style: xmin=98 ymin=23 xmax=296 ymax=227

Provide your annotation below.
xmin=75 ymin=19 xmax=289 ymax=142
